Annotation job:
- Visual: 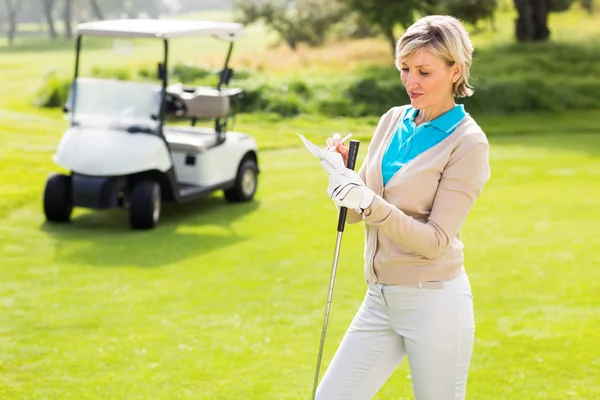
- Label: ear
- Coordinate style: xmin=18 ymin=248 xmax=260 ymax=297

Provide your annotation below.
xmin=451 ymin=64 xmax=462 ymax=84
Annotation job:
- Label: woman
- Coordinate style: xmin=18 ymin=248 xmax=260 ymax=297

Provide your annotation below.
xmin=316 ymin=15 xmax=491 ymax=400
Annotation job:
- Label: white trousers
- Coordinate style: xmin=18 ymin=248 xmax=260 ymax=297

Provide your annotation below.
xmin=315 ymin=272 xmax=475 ymax=400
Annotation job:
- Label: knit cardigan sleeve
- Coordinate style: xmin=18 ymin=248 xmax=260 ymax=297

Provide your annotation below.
xmin=345 ymin=107 xmax=400 ymax=224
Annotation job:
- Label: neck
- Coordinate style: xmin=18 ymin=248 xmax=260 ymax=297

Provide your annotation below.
xmin=415 ymin=97 xmax=456 ymax=124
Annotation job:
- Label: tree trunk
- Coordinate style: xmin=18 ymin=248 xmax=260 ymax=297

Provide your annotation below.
xmin=3 ymin=0 xmax=21 ymax=46
xmin=8 ymin=21 xmax=16 ymax=46
xmin=64 ymin=0 xmax=72 ymax=38
xmin=42 ymin=0 xmax=57 ymax=39
xmin=514 ymin=0 xmax=551 ymax=42
xmin=286 ymin=37 xmax=298 ymax=51
xmin=383 ymin=25 xmax=396 ymax=56
xmin=581 ymin=0 xmax=593 ymax=13
xmin=127 ymin=0 xmax=139 ymax=18
xmin=89 ymin=0 xmax=104 ymax=20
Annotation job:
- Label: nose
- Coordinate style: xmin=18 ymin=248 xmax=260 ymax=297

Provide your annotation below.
xmin=405 ymin=71 xmax=419 ymax=91
xmin=404 ymin=71 xmax=420 ymax=92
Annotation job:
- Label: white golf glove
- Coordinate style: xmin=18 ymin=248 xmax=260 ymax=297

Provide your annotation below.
xmin=320 ymin=160 xmax=375 ymax=213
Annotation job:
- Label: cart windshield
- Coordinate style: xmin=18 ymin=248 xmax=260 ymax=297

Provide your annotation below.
xmin=67 ymin=78 xmax=162 ymax=131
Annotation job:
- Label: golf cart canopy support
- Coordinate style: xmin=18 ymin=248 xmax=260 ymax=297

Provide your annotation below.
xmin=75 ymin=19 xmax=245 ymax=41
xmin=70 ymin=19 xmax=241 ymax=137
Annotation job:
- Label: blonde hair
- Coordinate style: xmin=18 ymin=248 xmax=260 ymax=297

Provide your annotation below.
xmin=395 ymin=15 xmax=474 ymax=98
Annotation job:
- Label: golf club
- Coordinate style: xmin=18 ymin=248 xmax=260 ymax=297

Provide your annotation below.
xmin=311 ymin=139 xmax=360 ymax=400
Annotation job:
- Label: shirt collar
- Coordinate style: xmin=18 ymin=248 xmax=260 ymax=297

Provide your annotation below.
xmin=405 ymin=104 xmax=466 ymax=133
xmin=403 ymin=107 xmax=419 ymax=122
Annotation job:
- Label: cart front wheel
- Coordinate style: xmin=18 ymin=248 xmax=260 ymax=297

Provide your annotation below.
xmin=44 ymin=173 xmax=73 ymax=223
xmin=129 ymin=180 xmax=161 ymax=230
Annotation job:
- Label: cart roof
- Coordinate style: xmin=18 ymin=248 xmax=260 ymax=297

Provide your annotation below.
xmin=75 ymin=19 xmax=244 ymax=41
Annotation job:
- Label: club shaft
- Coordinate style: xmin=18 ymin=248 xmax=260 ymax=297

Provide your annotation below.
xmin=311 ymin=139 xmax=360 ymax=399
xmin=311 ymin=231 xmax=344 ymax=399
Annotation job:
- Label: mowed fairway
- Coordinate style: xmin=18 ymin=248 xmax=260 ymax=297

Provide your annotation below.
xmin=2 ymin=6 xmax=600 ymax=398
xmin=0 ymin=106 xmax=599 ymax=398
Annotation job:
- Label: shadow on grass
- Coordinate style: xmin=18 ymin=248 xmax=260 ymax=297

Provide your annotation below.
xmin=41 ymin=195 xmax=260 ymax=268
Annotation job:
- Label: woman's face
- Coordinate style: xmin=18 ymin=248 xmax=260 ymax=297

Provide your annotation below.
xmin=399 ymin=48 xmax=459 ymax=110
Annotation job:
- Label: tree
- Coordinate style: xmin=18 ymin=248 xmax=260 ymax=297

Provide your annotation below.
xmin=234 ymin=0 xmax=346 ymax=50
xmin=513 ymin=0 xmax=575 ymax=42
xmin=63 ymin=0 xmax=73 ymax=38
xmin=41 ymin=0 xmax=58 ymax=38
xmin=94 ymin=0 xmax=128 ymax=19
xmin=125 ymin=0 xmax=139 ymax=17
xmin=339 ymin=0 xmax=438 ymax=54
xmin=336 ymin=12 xmax=380 ymax=40
xmin=3 ymin=0 xmax=22 ymax=45
xmin=89 ymin=0 xmax=104 ymax=20
xmin=579 ymin=0 xmax=593 ymax=13
xmin=441 ymin=0 xmax=497 ymax=31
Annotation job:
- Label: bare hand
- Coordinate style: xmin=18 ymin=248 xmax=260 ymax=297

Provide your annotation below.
xmin=325 ymin=133 xmax=349 ymax=166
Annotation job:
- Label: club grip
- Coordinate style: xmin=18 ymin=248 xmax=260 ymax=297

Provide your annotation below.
xmin=346 ymin=140 xmax=360 ymax=171
xmin=337 ymin=140 xmax=360 ymax=232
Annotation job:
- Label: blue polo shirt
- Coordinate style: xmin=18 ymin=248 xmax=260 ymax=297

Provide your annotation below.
xmin=382 ymin=104 xmax=466 ymax=186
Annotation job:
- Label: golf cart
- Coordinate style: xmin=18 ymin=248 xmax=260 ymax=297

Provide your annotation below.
xmin=43 ymin=19 xmax=259 ymax=230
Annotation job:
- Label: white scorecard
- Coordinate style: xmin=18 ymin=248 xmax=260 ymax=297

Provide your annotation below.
xmin=297 ymin=134 xmax=348 ymax=174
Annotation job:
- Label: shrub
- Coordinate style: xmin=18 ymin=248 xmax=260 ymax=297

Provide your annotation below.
xmin=287 ymin=80 xmax=313 ymax=98
xmin=33 ymin=41 xmax=600 ymax=118
xmin=230 ymin=67 xmax=254 ymax=81
xmin=264 ymin=92 xmax=304 ymax=116
xmin=171 ymin=64 xmax=212 ymax=83
xmin=34 ymin=72 xmax=71 ymax=108
xmin=315 ymin=96 xmax=356 ymax=117
xmin=235 ymin=78 xmax=312 ymax=115
xmin=35 ymin=68 xmax=600 ymax=117
xmin=137 ymin=64 xmax=158 ymax=80
xmin=345 ymin=75 xmax=408 ymax=116
xmin=90 ymin=66 xmax=133 ymax=80
xmin=459 ymin=77 xmax=600 ymax=114
xmin=236 ymin=79 xmax=270 ymax=113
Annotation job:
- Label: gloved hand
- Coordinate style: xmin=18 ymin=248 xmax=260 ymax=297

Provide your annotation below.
xmin=320 ymin=160 xmax=375 ymax=213
xmin=325 ymin=133 xmax=349 ymax=166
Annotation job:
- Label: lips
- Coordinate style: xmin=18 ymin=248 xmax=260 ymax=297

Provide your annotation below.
xmin=408 ymin=92 xmax=423 ymax=99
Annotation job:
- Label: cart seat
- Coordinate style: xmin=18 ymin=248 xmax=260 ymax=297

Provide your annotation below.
xmin=163 ymin=126 xmax=219 ymax=153
xmin=166 ymin=83 xmax=243 ymax=119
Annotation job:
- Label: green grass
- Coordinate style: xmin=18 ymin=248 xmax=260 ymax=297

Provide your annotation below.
xmin=1 ymin=5 xmax=600 ymax=399
xmin=1 ymin=104 xmax=600 ymax=398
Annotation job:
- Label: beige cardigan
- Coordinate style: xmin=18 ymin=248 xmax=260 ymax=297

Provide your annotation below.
xmin=347 ymin=105 xmax=491 ymax=284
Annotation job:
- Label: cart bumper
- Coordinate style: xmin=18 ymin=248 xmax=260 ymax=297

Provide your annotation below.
xmin=72 ymin=174 xmax=127 ymax=209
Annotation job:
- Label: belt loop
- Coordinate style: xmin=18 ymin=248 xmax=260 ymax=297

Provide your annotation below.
xmin=380 ymin=284 xmax=389 ymax=308
xmin=417 ymin=282 xmax=423 ymax=289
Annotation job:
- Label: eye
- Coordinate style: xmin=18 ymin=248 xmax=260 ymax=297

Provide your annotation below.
xmin=420 ymin=71 xmax=430 ymax=76
xmin=400 ymin=68 xmax=409 ymax=72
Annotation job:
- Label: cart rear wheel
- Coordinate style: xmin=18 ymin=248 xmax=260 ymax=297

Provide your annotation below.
xmin=129 ymin=180 xmax=161 ymax=230
xmin=224 ymin=159 xmax=258 ymax=202
xmin=44 ymin=173 xmax=73 ymax=223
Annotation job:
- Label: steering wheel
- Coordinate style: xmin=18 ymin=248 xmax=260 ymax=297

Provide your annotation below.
xmin=164 ymin=92 xmax=188 ymax=117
